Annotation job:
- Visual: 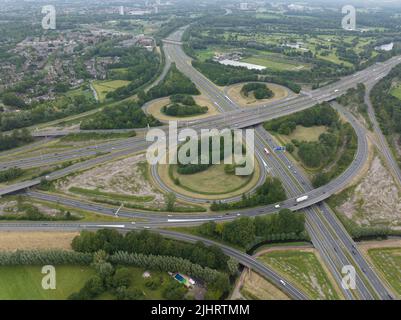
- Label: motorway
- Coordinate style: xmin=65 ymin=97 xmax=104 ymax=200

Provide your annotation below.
xmin=0 ymin=27 xmax=399 ymax=300
xmin=153 ymin=28 xmax=396 ymax=300
xmin=364 ymin=84 xmax=401 ymax=186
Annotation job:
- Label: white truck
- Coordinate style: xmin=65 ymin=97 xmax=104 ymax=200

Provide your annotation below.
xmin=296 ymin=195 xmax=309 ymax=203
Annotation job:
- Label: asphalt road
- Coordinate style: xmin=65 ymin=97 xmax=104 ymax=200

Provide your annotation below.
xmin=364 ymin=84 xmax=401 ymax=186
xmin=0 ymin=27 xmax=399 ymax=300
xmin=156 ymin=28 xmax=396 ymax=300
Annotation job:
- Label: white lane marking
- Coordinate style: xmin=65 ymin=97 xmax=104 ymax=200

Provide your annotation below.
xmin=167 ymin=218 xmax=216 ymax=223
xmin=84 ymin=225 xmax=126 ymax=228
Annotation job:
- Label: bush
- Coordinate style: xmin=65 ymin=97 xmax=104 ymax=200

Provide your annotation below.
xmin=162 ymin=279 xmax=187 ymax=300
xmin=0 ymin=167 xmax=24 ymax=183
xmin=211 ymin=177 xmax=286 ymax=211
xmin=81 ymin=101 xmax=160 ymax=130
xmin=195 ymin=210 xmax=306 ymax=249
xmin=162 ymin=103 xmax=208 ymax=117
xmin=0 ymin=250 xmax=92 ymax=266
xmin=72 ymin=229 xmax=229 ymax=272
xmin=144 ymin=64 xmax=200 ymax=101
xmin=241 ymin=83 xmax=274 ymax=100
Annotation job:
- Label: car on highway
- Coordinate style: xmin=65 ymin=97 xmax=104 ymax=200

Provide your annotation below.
xmin=280 ymin=280 xmax=286 ymax=286
xmin=275 ymin=204 xmax=281 ymax=209
xmin=264 ymin=148 xmax=270 ymax=155
xmin=296 ymin=195 xmax=309 ymax=203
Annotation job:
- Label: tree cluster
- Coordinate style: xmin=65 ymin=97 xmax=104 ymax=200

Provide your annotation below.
xmin=0 ymin=128 xmax=33 ymax=152
xmin=241 ymin=83 xmax=274 ymax=100
xmin=197 ymin=209 xmax=306 ymax=248
xmin=211 ymin=177 xmax=286 ymax=211
xmin=71 ymin=229 xmax=230 ymax=272
xmin=81 ymin=101 xmax=160 ymax=130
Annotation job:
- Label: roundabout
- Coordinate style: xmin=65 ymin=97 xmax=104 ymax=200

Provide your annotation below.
xmin=154 ymin=156 xmax=262 ymax=201
xmin=144 ymin=94 xmax=220 ymax=122
xmin=225 ymin=82 xmax=295 ymax=107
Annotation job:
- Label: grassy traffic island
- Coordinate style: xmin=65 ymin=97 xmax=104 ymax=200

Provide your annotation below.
xmin=226 ymin=82 xmax=289 ymax=107
xmin=257 ymin=249 xmax=343 ymax=300
xmin=362 ymin=241 xmax=401 ymax=298
xmin=38 ymin=153 xmax=207 ymax=214
xmin=158 ymin=161 xmax=260 ymax=199
xmin=92 ymin=80 xmax=131 ymax=103
xmin=145 ymin=94 xmax=219 ymax=122
xmin=155 ymin=134 xmax=262 ymax=200
xmin=161 ymin=94 xmax=208 ymax=117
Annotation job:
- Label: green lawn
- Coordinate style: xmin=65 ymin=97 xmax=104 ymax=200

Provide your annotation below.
xmin=169 ymin=163 xmax=254 ymax=196
xmin=368 ymin=247 xmax=401 ymax=297
xmin=125 ymin=267 xmax=171 ymax=300
xmin=92 ymin=80 xmax=131 ymax=102
xmin=258 ymin=250 xmax=341 ymax=300
xmin=390 ymin=84 xmax=401 ymax=100
xmin=97 ymin=267 xmax=180 ymax=300
xmin=0 ymin=265 xmax=94 ymax=300
xmin=241 ymin=56 xmax=308 ymax=71
xmin=64 ymin=87 xmax=93 ymax=100
xmin=277 ymin=125 xmax=328 ymax=144
xmin=0 ymin=265 xmax=180 ymax=300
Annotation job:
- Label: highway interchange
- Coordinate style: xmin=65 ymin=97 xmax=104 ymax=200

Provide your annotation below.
xmin=0 ymin=26 xmax=400 ymax=300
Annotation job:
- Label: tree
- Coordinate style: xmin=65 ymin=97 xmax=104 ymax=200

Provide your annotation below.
xmin=222 ymin=217 xmax=255 ymax=247
xmin=165 ymin=192 xmax=176 ymax=211
xmin=2 ymin=92 xmax=26 ymax=108
xmin=112 ymin=267 xmax=132 ymax=288
xmin=285 ymin=143 xmax=295 ymax=153
xmin=94 ymin=261 xmax=114 ymax=279
xmin=162 ymin=279 xmax=187 ymax=300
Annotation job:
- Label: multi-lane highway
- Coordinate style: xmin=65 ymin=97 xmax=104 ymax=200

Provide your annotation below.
xmin=155 ymin=28 xmax=396 ymax=300
xmin=0 ymin=26 xmax=400 ymax=300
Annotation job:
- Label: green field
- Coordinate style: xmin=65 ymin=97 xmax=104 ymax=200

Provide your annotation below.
xmin=213 ymin=30 xmax=372 ymax=67
xmin=241 ymin=55 xmax=308 ymax=71
xmin=277 ymin=125 xmax=328 ymax=144
xmin=258 ymin=250 xmax=341 ymax=300
xmin=194 ymin=45 xmax=310 ymax=71
xmin=92 ymin=80 xmax=131 ymax=102
xmin=102 ymin=267 xmax=172 ymax=300
xmin=368 ymin=247 xmax=401 ymax=296
xmin=390 ymin=84 xmax=401 ymax=100
xmin=65 ymin=86 xmax=93 ymax=100
xmin=168 ymin=163 xmax=254 ymax=196
xmin=0 ymin=265 xmax=94 ymax=300
xmin=0 ymin=265 xmax=182 ymax=300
